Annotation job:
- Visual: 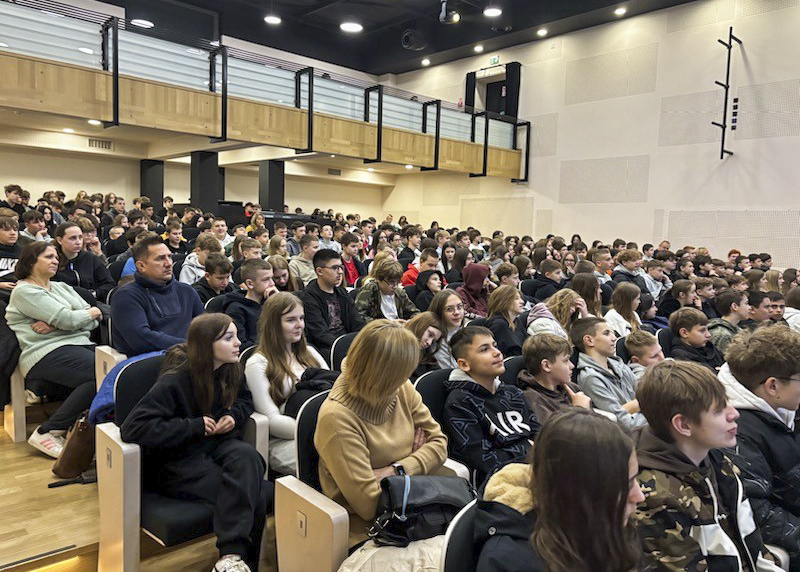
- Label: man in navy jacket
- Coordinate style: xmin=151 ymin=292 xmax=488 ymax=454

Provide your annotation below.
xmin=111 ymin=235 xmax=204 ymax=356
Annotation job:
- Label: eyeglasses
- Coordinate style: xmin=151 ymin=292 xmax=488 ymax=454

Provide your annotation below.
xmin=325 ymin=264 xmax=344 ymax=272
xmin=382 ymin=280 xmax=399 ymax=288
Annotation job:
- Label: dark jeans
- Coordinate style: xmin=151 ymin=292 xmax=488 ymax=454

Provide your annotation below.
xmin=26 ymin=344 xmax=96 ymax=433
xmin=156 ymin=438 xmax=271 ymax=570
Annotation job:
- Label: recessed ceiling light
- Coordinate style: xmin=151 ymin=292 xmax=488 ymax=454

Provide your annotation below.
xmin=405 ymin=164 xmax=414 ymax=169
xmin=130 ymin=19 xmax=155 ymax=29
xmin=330 ymin=154 xmax=335 ymax=158
xmin=78 ymin=47 xmax=94 ymax=55
xmin=537 ymin=28 xmax=548 ymax=37
xmin=474 ymin=45 xmax=484 ymax=53
xmin=421 ymin=58 xmax=431 ymax=66
xmin=62 ymin=128 xmax=75 ymax=133
xmin=340 ymin=21 xmax=363 ymax=33
xmin=368 ymin=167 xmax=375 ymax=172
xmin=0 ymin=42 xmax=9 ymax=48
xmin=264 ymin=14 xmax=281 ymax=25
xmin=186 ymin=48 xmax=204 ymax=55
xmin=87 ymin=119 xmax=102 ymax=126
xmin=614 ymin=7 xmax=627 ymax=16
xmin=483 ymin=6 xmax=502 ymax=17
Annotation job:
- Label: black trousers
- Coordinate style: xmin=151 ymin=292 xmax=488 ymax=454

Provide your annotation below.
xmin=156 ymin=438 xmax=271 ymax=570
xmin=26 ymin=344 xmax=96 ymax=433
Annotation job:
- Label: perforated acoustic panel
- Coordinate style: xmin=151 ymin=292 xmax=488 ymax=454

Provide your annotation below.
xmin=421 ymin=173 xmax=474 ymax=206
xmin=667 ymin=210 xmax=800 ymax=267
xmin=734 ymin=79 xmax=800 ymax=140
xmin=659 ymin=91 xmax=724 ymax=146
xmin=531 ymin=113 xmax=558 ymax=157
xmin=740 ymin=0 xmax=800 ymax=17
xmin=460 ymin=195 xmax=535 ymax=236
xmin=564 ymin=44 xmax=658 ymax=105
xmin=535 ymin=209 xmax=553 ymax=237
xmin=652 ymin=209 xmax=665 ymax=240
xmin=666 ymin=0 xmax=735 ymax=32
xmin=559 ymin=156 xmax=650 ymax=203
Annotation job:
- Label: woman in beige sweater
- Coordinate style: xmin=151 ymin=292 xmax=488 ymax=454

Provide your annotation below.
xmin=315 ymin=319 xmax=448 ymax=540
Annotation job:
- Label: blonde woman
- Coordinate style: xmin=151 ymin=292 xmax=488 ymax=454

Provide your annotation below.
xmin=315 ymin=320 xmax=448 ymax=544
xmin=245 ymin=292 xmax=327 ymax=475
xmin=245 ymin=212 xmax=265 ymax=234
xmin=363 ymin=250 xmax=397 ymax=284
xmin=765 ymin=269 xmax=784 ymax=293
xmin=485 ymin=285 xmax=527 ymax=356
xmin=603 ymin=282 xmax=642 ymax=337
xmin=527 ymin=288 xmax=589 ymax=339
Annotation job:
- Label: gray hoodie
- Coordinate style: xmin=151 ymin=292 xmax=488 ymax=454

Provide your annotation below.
xmin=576 ymin=353 xmax=648 ymax=429
xmin=718 ymin=363 xmax=795 ymax=430
xmin=178 ymin=251 xmax=205 ymax=285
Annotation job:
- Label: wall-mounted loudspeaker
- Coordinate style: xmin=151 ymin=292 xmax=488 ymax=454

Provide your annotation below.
xmin=401 ymin=28 xmax=429 ymax=51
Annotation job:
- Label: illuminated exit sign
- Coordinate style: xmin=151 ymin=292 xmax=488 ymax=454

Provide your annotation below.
xmin=489 ymin=55 xmax=500 ymax=65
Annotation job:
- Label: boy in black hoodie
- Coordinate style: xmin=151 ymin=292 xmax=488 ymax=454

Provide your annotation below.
xmin=0 ymin=216 xmax=20 ymax=294
xmin=529 ymin=259 xmax=564 ymax=301
xmin=192 ymin=252 xmax=234 ymax=305
xmin=225 ymin=259 xmax=275 ymax=349
xmin=442 ymin=326 xmax=540 ymax=484
xmin=669 ymin=307 xmax=724 ymax=372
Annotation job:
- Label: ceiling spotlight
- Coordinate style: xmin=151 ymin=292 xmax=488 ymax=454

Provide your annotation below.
xmin=368 ymin=167 xmax=375 ymax=172
xmin=405 ymin=164 xmax=414 ymax=169
xmin=78 ymin=47 xmax=94 ymax=54
xmin=340 ymin=21 xmax=363 ymax=33
xmin=62 ymin=128 xmax=75 ymax=133
xmin=474 ymin=45 xmax=484 ymax=53
xmin=421 ymin=58 xmax=431 ymax=66
xmin=330 ymin=154 xmax=335 ymax=157
xmin=87 ymin=119 xmax=102 ymax=126
xmin=537 ymin=28 xmax=548 ymax=37
xmin=483 ymin=6 xmax=502 ymax=18
xmin=130 ymin=19 xmax=155 ymax=28
xmin=614 ymin=6 xmax=627 ymax=16
xmin=439 ymin=0 xmax=460 ymax=24
xmin=264 ymin=14 xmax=281 ymax=25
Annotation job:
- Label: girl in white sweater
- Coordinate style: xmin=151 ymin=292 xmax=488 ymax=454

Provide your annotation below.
xmin=244 ymin=292 xmax=327 ymax=475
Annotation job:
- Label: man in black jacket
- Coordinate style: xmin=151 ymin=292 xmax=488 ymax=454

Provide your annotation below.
xmin=397 ymin=226 xmax=421 ymax=270
xmin=300 ymin=249 xmax=364 ymax=359
xmin=720 ymin=326 xmax=800 ymax=570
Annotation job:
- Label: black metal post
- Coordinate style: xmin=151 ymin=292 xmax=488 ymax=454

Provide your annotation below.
xmin=103 ymin=17 xmax=119 ymax=128
xmin=258 ymin=160 xmax=285 ymax=212
xmin=295 ymin=67 xmax=314 ymax=153
xmin=712 ymin=26 xmax=741 ymax=160
xmin=363 ymin=85 xmax=383 ymax=163
xmin=511 ymin=121 xmax=531 ymax=183
xmin=211 ymin=46 xmax=228 ymax=143
xmin=421 ymin=99 xmax=441 ymax=171
xmin=470 ymin=112 xmax=489 ymax=177
xmin=140 ymin=160 xmax=164 ymax=205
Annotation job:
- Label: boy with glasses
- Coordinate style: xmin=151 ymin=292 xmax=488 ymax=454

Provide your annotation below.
xmin=301 ymin=249 xmax=365 ymax=357
xmin=354 ymin=258 xmax=419 ymax=323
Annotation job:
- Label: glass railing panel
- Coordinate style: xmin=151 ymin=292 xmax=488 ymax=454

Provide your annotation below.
xmin=118 ymin=29 xmax=208 ymax=89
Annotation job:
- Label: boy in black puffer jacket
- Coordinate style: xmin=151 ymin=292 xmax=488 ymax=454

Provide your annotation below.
xmin=669 ymin=307 xmax=724 ymax=372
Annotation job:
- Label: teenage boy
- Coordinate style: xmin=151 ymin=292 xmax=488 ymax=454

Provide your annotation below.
xmin=18 ymin=210 xmax=48 ymax=246
xmin=469 ymin=229 xmax=485 ymax=262
xmin=101 ymin=196 xmax=126 ymax=227
xmin=709 ymin=289 xmax=750 ymax=354
xmin=654 ymin=249 xmax=680 ymax=284
xmin=155 ymin=195 xmax=173 ymax=220
xmin=231 ymin=238 xmax=264 ymax=285
xmin=340 ymin=232 xmax=366 ymax=287
xmin=288 ymin=234 xmax=320 ymax=287
xmin=720 ymin=327 xmax=800 ymax=570
xmin=572 ymin=317 xmax=647 ymax=429
xmin=693 ymin=277 xmax=719 ymax=319
xmin=635 ymin=360 xmax=781 ymax=572
xmin=677 ymin=258 xmax=695 ymax=281
xmin=273 ymin=221 xmax=288 ymax=239
xmin=401 ymin=248 xmax=440 ymax=286
xmin=0 ymin=184 xmax=26 ymax=217
xmin=225 ymin=259 xmax=275 ymax=349
xmin=516 ymin=333 xmax=591 ymax=423
xmin=442 ymin=326 xmax=541 ymax=484
xmin=301 ymin=249 xmax=365 ymax=357
xmin=766 ymin=291 xmax=788 ymax=325
xmin=592 ymin=248 xmax=614 ymax=285
xmin=642 ymin=259 xmax=671 ymax=302
xmin=162 ymin=219 xmax=187 ymax=255
xmin=286 ymin=222 xmax=306 ymax=257
xmin=611 ymin=249 xmax=648 ymax=293
xmin=740 ymin=290 xmax=772 ymax=331
xmin=530 ymin=259 xmax=564 ymax=301
xmin=192 ymin=252 xmax=234 ymax=304
xmin=669 ymin=307 xmax=724 ymax=371
xmin=495 ymin=262 xmax=520 ymax=288
xmin=212 ymin=217 xmax=234 ymax=249
xmin=623 ymin=330 xmax=665 ymax=380
xmin=398 ymin=226 xmax=421 ymax=269
xmin=642 ymin=243 xmax=655 ymax=261
xmin=318 ymin=223 xmax=341 ymax=253
xmin=0 ymin=216 xmax=20 ymax=292
xmin=179 ymin=233 xmax=222 ymax=284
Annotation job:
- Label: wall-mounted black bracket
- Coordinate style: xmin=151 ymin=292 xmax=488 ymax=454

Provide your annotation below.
xmin=421 ymin=99 xmax=441 ymax=171
xmin=511 ymin=120 xmax=531 ymax=183
xmin=101 ymin=17 xmax=119 ymax=128
xmin=295 ymin=67 xmax=314 ymax=153
xmin=209 ymin=45 xmax=228 ymax=143
xmin=469 ymin=111 xmax=489 ymax=177
xmin=712 ymin=26 xmax=742 ymax=160
xmin=363 ymin=85 xmax=383 ymax=163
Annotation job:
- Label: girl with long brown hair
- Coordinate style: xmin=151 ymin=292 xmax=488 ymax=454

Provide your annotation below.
xmin=604 ymin=282 xmax=642 ymax=337
xmin=268 ymin=255 xmax=302 ymax=292
xmin=245 ymin=292 xmax=327 ymax=474
xmin=121 ymin=314 xmax=270 ymax=572
xmin=404 ymin=311 xmax=443 ymax=380
xmin=486 ymin=285 xmax=527 ymax=356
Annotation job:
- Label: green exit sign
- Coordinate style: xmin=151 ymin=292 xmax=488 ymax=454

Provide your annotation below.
xmin=489 ymin=55 xmax=500 ymax=65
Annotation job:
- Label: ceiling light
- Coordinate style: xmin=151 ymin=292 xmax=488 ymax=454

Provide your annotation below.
xmin=405 ymin=164 xmax=414 ymax=169
xmin=474 ymin=45 xmax=484 ymax=53
xmin=62 ymin=128 xmax=75 ymax=133
xmin=186 ymin=48 xmax=204 ymax=55
xmin=483 ymin=6 xmax=502 ymax=17
xmin=264 ymin=14 xmax=281 ymax=25
xmin=330 ymin=154 xmax=335 ymax=158
xmin=421 ymin=58 xmax=431 ymax=66
xmin=87 ymin=119 xmax=102 ymax=126
xmin=614 ymin=7 xmax=627 ymax=16
xmin=368 ymin=167 xmax=375 ymax=172
xmin=130 ymin=19 xmax=154 ymax=29
xmin=439 ymin=0 xmax=460 ymax=24
xmin=78 ymin=47 xmax=94 ymax=55
xmin=0 ymin=42 xmax=9 ymax=48
xmin=340 ymin=21 xmax=363 ymax=33
xmin=537 ymin=28 xmax=548 ymax=37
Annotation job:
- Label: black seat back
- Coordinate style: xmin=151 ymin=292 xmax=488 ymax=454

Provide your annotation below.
xmin=239 ymin=345 xmax=256 ymax=366
xmin=330 ymin=332 xmax=358 ymax=371
xmin=295 ymin=390 xmax=331 ymax=491
xmin=520 ymin=279 xmax=537 ymax=297
xmin=413 ymin=368 xmax=453 ymax=425
xmin=570 ymin=346 xmax=580 ymax=384
xmin=113 ymin=355 xmax=166 ymax=426
xmin=446 ymin=281 xmax=463 ymax=290
xmin=442 ymin=499 xmax=479 ymax=572
xmin=348 ymin=287 xmax=360 ymax=301
xmin=657 ymin=328 xmax=675 ymax=358
xmin=205 ymin=295 xmax=227 ymax=313
xmin=616 ymin=336 xmax=631 ymax=363
xmin=108 ymin=259 xmax=125 ymax=284
xmin=404 ymin=284 xmax=418 ymax=302
xmin=499 ymin=356 xmax=525 ymax=386
xmin=182 ymin=227 xmax=201 ymax=241
xmin=171 ymin=254 xmax=186 ymax=280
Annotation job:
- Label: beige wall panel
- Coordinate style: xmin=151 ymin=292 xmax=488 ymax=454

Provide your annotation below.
xmin=313 ymin=115 xmax=377 ymax=157
xmin=227 ymin=98 xmax=308 ymax=148
xmin=381 ymin=127 xmax=434 ymax=166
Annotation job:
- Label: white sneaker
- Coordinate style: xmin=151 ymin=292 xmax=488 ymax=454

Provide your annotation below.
xmin=213 ymin=556 xmax=251 ymax=572
xmin=28 ymin=428 xmax=65 ymax=458
xmin=25 ymin=389 xmax=41 ymax=404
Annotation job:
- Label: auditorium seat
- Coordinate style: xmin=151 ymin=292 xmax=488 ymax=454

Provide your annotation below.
xmin=440 ymin=499 xmax=479 ymax=572
xmin=329 ymin=332 xmax=357 ymax=371
xmin=2 ymin=365 xmax=25 ymax=442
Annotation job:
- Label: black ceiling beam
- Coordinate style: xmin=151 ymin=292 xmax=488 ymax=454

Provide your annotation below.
xmin=297 ymin=0 xmax=350 ymax=18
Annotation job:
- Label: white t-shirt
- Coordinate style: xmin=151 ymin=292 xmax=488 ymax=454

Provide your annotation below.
xmin=245 ymin=346 xmax=328 ymax=439
xmin=380 ymin=293 xmax=399 ymax=320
